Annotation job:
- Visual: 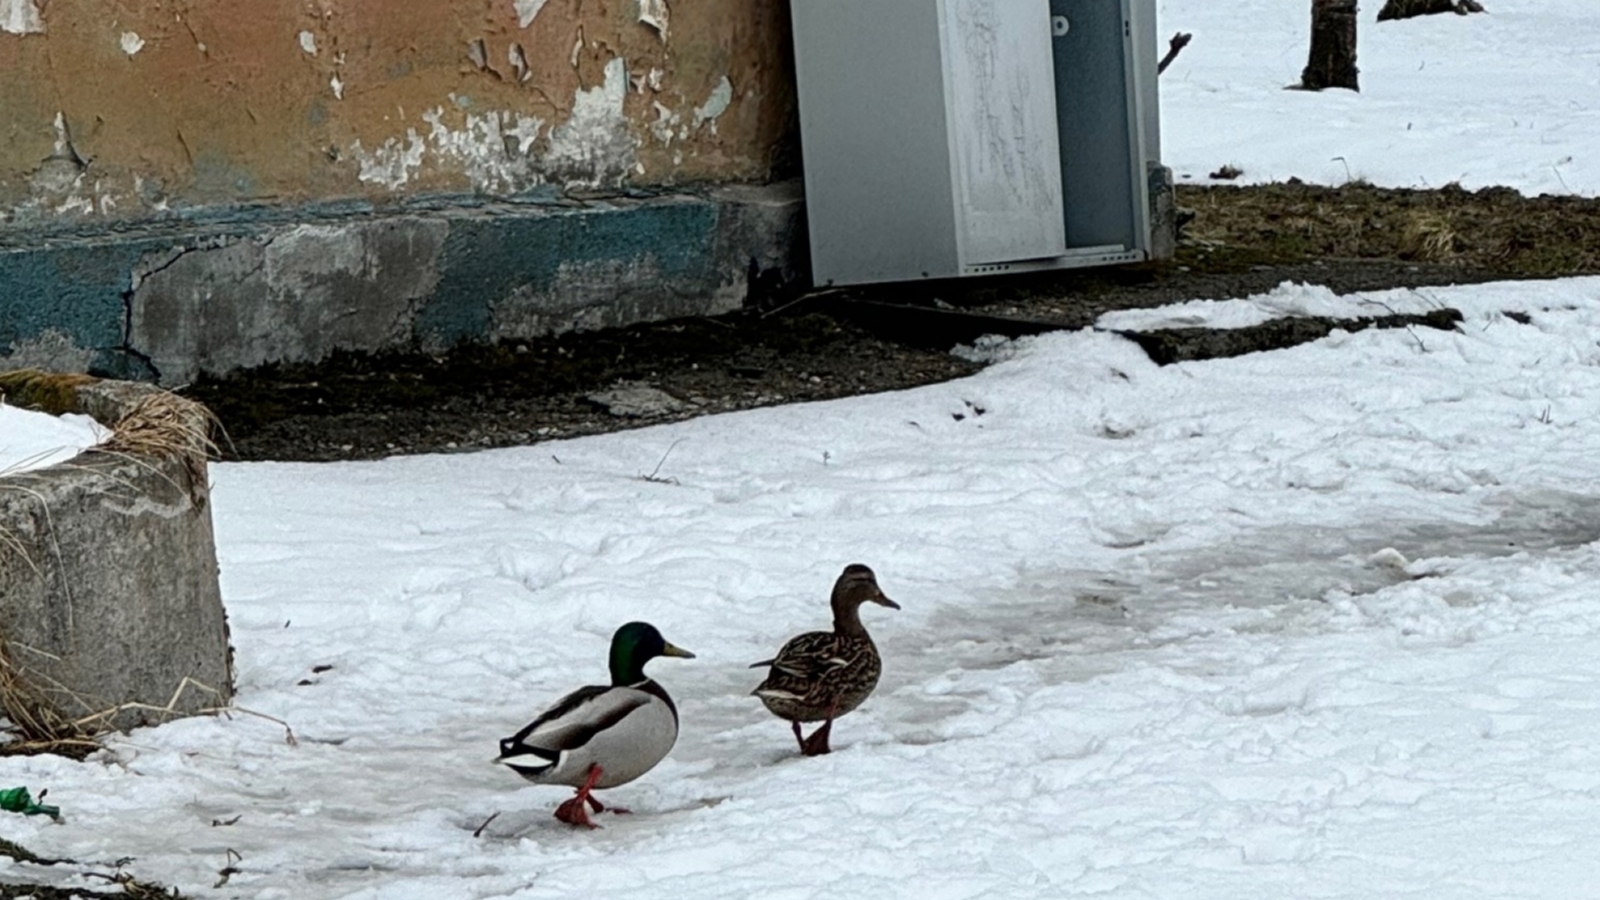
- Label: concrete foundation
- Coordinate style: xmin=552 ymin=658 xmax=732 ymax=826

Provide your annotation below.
xmin=0 ymin=371 xmax=232 ymax=735
xmin=1 ymin=182 xmax=805 ymax=386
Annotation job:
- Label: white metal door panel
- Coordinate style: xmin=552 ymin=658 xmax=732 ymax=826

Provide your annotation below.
xmin=941 ymin=0 xmax=1067 ymax=266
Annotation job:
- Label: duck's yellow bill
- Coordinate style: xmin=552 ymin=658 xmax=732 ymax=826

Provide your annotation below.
xmin=662 ymin=642 xmax=697 ymax=659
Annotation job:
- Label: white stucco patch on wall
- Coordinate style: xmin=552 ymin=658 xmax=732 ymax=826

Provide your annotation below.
xmin=348 ymin=58 xmax=639 ymax=192
xmin=514 ymin=0 xmax=551 ymax=28
xmin=120 ymin=32 xmax=145 ymax=56
xmin=351 ymin=129 xmax=427 ymax=189
xmin=638 ymin=0 xmax=669 ymax=41
xmin=0 ymin=0 xmax=44 ymax=34
xmin=421 ymin=108 xmax=547 ymax=192
xmin=694 ymin=75 xmax=734 ymax=129
xmin=545 ymin=57 xmax=638 ymax=187
xmin=350 ymin=109 xmax=547 ymax=193
xmin=650 ymin=102 xmax=682 ymax=144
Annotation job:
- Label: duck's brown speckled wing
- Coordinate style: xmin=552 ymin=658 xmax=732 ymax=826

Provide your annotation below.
xmin=752 ymin=631 xmax=882 ymax=721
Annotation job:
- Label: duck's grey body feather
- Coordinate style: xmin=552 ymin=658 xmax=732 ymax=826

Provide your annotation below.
xmin=498 ymin=680 xmax=680 ymax=789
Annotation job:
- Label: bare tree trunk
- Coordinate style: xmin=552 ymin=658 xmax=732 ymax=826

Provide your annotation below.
xmin=1301 ymin=0 xmax=1359 ymax=92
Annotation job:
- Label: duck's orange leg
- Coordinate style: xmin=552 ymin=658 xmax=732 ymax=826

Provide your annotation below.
xmin=554 ymin=764 xmax=605 ymax=828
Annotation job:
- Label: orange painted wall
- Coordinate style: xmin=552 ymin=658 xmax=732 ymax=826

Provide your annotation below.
xmin=0 ymin=0 xmax=797 ymax=220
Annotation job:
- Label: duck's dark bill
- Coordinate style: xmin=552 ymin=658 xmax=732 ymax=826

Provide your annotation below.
xmin=874 ymin=594 xmax=902 ymax=610
xmin=662 ymin=642 xmax=697 ymax=659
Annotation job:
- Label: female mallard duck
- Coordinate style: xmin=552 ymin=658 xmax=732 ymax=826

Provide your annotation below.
xmin=750 ymin=564 xmax=899 ymax=756
xmin=496 ymin=621 xmax=695 ymax=828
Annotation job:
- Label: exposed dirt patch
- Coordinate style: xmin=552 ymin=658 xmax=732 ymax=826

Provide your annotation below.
xmin=182 ymin=183 xmax=1600 ymax=463
xmin=1177 ymin=181 xmax=1600 ymax=278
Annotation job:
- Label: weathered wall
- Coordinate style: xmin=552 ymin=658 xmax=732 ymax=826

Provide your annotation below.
xmin=0 ymin=183 xmax=806 ymax=384
xmin=0 ymin=0 xmax=797 ymax=223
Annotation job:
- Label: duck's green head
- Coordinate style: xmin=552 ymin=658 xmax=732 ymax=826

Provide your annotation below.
xmin=609 ymin=621 xmax=696 ymax=685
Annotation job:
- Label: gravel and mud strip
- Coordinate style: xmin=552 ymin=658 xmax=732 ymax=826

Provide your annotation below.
xmin=181 ymin=183 xmax=1600 ymax=462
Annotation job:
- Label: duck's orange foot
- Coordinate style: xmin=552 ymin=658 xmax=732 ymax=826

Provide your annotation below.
xmin=554 ymin=795 xmax=598 ymax=828
xmin=800 ymin=719 xmax=834 ymax=756
xmin=554 ymin=764 xmax=606 ymax=828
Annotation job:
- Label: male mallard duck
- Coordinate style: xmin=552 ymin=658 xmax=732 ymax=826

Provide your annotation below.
xmin=496 ymin=621 xmax=695 ymax=827
xmin=750 ymin=564 xmax=899 ymax=756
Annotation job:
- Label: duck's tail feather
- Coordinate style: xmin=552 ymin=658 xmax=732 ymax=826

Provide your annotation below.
xmin=496 ymin=739 xmax=560 ymax=778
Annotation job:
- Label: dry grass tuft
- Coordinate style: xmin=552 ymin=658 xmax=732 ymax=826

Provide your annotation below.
xmin=0 ymin=640 xmax=98 ymax=759
xmin=1400 ymin=212 xmax=1462 ymax=261
xmin=93 ymin=390 xmax=221 ymax=498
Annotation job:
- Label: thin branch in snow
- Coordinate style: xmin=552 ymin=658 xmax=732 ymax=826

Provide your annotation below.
xmin=639 ymin=438 xmax=687 ymax=485
xmin=474 ymin=812 xmax=501 ymax=838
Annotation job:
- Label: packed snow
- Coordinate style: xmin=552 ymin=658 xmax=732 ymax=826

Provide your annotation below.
xmin=0 ymin=403 xmax=107 ymax=476
xmin=5 ymin=2 xmax=1600 ymax=897
xmin=1159 ymin=0 xmax=1600 ymax=195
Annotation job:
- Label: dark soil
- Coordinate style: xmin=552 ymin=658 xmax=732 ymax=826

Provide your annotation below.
xmin=182 ymin=183 xmax=1600 ymax=463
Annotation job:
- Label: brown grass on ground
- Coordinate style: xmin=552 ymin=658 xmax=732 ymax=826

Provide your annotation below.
xmin=0 ymin=640 xmax=98 ymax=759
xmin=0 ymin=371 xmax=96 ymax=416
xmin=1176 ymin=181 xmax=1600 ymax=278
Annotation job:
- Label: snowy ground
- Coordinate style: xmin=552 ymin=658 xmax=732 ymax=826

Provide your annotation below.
xmin=0 ymin=403 xmax=106 ymax=475
xmin=6 ymin=5 xmax=1600 ymax=897
xmin=1159 ymin=0 xmax=1600 ymax=195
xmin=4 ymin=276 xmax=1600 ymax=898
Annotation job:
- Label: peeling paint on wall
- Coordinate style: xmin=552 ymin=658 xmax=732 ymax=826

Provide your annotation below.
xmin=352 ymin=131 xmax=426 ymax=190
xmin=0 ymin=0 xmax=43 ymax=34
xmin=508 ymin=43 xmax=531 ymax=82
xmin=351 ymin=107 xmax=547 ymax=193
xmin=639 ymin=0 xmax=669 ymax=41
xmin=545 ymin=58 xmax=637 ymax=187
xmin=0 ymin=1 xmax=798 ymax=222
xmin=425 ymin=108 xmax=546 ymax=190
xmin=514 ymin=0 xmax=550 ymax=29
xmin=694 ymin=76 xmax=734 ymax=129
xmin=349 ymin=59 xmax=638 ymax=192
xmin=651 ymin=102 xmax=682 ymax=144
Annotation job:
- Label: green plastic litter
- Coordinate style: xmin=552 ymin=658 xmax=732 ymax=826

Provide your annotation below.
xmin=0 ymin=787 xmax=59 ymax=819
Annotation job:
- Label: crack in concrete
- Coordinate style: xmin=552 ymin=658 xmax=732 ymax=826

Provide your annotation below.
xmin=115 ymin=245 xmax=201 ymax=384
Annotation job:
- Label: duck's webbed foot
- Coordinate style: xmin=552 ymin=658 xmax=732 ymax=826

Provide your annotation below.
xmin=554 ymin=764 xmax=605 ymax=828
xmin=800 ymin=701 xmax=840 ymax=757
xmin=554 ymin=794 xmax=596 ymax=828
xmin=800 ymin=719 xmax=834 ymax=756
xmin=584 ymin=793 xmax=631 ymax=815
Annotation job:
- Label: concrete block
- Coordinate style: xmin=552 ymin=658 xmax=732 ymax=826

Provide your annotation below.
xmin=0 ymin=371 xmax=232 ymax=736
xmin=131 ymin=219 xmax=449 ymax=385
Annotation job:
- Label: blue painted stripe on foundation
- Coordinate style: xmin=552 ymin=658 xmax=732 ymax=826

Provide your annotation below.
xmin=420 ymin=199 xmax=720 ymax=345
